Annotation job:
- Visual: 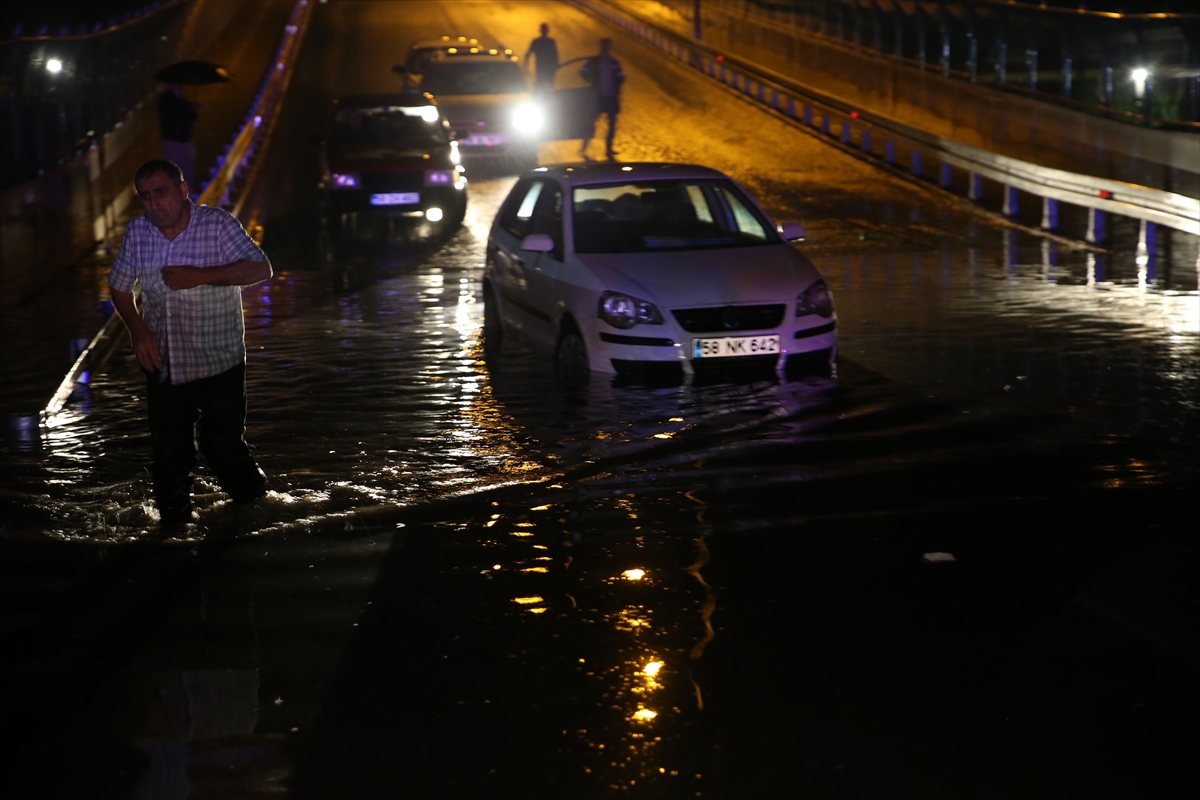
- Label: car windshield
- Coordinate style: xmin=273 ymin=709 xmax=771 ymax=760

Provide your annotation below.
xmin=330 ymin=106 xmax=446 ymax=146
xmin=572 ymin=180 xmax=778 ymax=253
xmin=422 ymin=61 xmax=526 ymax=95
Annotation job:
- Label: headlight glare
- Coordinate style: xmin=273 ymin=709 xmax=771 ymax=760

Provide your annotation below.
xmin=424 ymin=170 xmax=453 ymax=186
xmin=599 ymin=291 xmax=663 ymax=329
xmin=330 ymin=173 xmax=360 ymax=189
xmin=512 ymin=103 xmax=543 ymax=134
xmin=796 ymin=280 xmax=834 ymax=318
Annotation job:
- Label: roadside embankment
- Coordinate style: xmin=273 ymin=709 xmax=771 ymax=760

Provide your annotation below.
xmin=615 ymin=0 xmax=1199 ymax=198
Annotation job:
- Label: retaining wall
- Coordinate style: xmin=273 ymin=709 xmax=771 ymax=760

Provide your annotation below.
xmin=0 ymin=0 xmax=243 ymax=309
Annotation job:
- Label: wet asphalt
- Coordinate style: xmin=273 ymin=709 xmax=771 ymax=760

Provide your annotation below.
xmin=2 ymin=2 xmax=1198 ymax=798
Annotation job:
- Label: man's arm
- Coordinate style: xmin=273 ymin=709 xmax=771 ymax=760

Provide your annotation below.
xmin=110 ymin=288 xmax=161 ymax=372
xmin=161 ymin=258 xmax=273 ymax=291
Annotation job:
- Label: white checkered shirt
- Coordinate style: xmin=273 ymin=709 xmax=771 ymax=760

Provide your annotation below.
xmin=108 ymin=200 xmax=267 ymax=385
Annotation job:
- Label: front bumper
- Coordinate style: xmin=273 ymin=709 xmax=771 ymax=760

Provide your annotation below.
xmin=585 ymin=315 xmax=838 ymax=381
xmin=329 ymin=184 xmax=464 ymax=215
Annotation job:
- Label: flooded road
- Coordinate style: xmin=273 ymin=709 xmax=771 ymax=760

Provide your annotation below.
xmin=2 ymin=1 xmax=1198 ymax=798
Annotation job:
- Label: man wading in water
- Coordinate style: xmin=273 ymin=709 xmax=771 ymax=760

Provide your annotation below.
xmin=108 ymin=159 xmax=272 ymax=526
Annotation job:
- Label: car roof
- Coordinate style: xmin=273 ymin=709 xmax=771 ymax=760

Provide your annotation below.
xmin=426 ymin=50 xmax=520 ymax=66
xmin=333 ymin=92 xmax=437 ymax=110
xmin=409 ymin=36 xmax=513 ymax=56
xmin=528 ymin=162 xmax=731 ymax=185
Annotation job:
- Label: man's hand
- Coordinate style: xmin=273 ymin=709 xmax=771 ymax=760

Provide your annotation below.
xmin=109 ymin=288 xmax=161 ymax=372
xmin=130 ymin=325 xmax=162 ymax=372
xmin=162 ymin=265 xmax=207 ymax=290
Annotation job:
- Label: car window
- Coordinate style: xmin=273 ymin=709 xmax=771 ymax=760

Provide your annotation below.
xmin=330 ymin=106 xmax=446 ymax=146
xmin=718 ymin=186 xmax=769 ymax=240
xmin=498 ymin=179 xmax=544 ymax=239
xmin=422 ymin=61 xmax=527 ymax=95
xmin=571 ymin=179 xmax=778 ymax=254
xmin=532 ymin=183 xmax=564 ymax=261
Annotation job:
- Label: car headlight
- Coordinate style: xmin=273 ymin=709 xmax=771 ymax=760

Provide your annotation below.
xmin=512 ymin=103 xmax=543 ymax=134
xmin=599 ymin=291 xmax=664 ymax=329
xmin=330 ymin=173 xmax=360 ymax=189
xmin=796 ymin=279 xmax=834 ymax=318
xmin=419 ymin=105 xmax=440 ymax=123
xmin=424 ymin=170 xmax=453 ymax=186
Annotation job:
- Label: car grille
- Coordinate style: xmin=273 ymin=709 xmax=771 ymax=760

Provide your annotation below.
xmin=359 ymin=172 xmax=424 ymax=193
xmin=671 ymin=304 xmax=786 ymax=333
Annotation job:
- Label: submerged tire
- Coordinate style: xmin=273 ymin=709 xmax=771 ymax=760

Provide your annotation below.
xmin=555 ymin=328 xmax=589 ymax=385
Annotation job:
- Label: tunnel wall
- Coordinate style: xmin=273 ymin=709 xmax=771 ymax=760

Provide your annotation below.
xmin=633 ymin=0 xmax=1199 ymax=198
xmin=0 ymin=0 xmax=243 ymax=309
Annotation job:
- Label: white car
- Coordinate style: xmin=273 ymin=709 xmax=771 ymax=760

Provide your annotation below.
xmin=483 ymin=162 xmax=837 ymax=383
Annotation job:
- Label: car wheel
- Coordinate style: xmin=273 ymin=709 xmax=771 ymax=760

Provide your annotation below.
xmin=555 ymin=327 xmax=589 ymax=384
xmin=483 ymin=285 xmax=503 ymax=354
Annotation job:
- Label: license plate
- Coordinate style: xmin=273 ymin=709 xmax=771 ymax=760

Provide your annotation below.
xmin=693 ymin=335 xmax=780 ymax=358
xmin=370 ymin=192 xmax=420 ymax=206
xmin=462 ymin=133 xmax=506 ymax=146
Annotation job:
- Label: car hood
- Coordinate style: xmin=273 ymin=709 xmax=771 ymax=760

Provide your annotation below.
xmin=575 ymin=245 xmax=823 ymax=308
xmin=437 ymin=93 xmax=527 ymax=121
xmin=327 ymin=144 xmax=445 ymax=172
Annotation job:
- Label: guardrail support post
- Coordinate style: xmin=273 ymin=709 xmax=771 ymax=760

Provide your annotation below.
xmin=822 ymin=113 xmax=832 ymax=135
xmin=841 ymin=122 xmax=852 ymax=144
xmin=939 ymin=161 xmax=952 ymax=188
xmin=772 ymin=88 xmax=780 ymax=110
xmin=861 ymin=130 xmax=872 ymax=155
xmin=885 ymin=140 xmax=896 ymax=164
xmin=1138 ymin=220 xmax=1158 ymax=270
xmin=912 ymin=150 xmax=923 ymax=177
xmin=1086 ymin=208 xmax=1106 ymax=243
xmin=968 ymin=172 xmax=983 ymax=201
xmin=1041 ymin=197 xmax=1059 ymax=230
xmin=804 ymin=105 xmax=813 ymax=126
xmin=1003 ymin=185 xmax=1019 ymax=217
xmin=787 ymin=97 xmax=796 ymax=118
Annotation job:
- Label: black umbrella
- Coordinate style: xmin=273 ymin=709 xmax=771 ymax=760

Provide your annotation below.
xmin=154 ymin=60 xmax=231 ymax=86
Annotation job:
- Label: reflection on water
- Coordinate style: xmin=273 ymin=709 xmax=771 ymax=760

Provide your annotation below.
xmin=1 ymin=172 xmax=1197 ymax=796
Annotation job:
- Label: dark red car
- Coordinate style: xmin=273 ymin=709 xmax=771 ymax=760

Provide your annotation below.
xmin=318 ymin=91 xmax=467 ymax=229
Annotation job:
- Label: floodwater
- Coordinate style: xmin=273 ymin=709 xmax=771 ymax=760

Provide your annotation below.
xmin=2 ymin=1 xmax=1198 ymax=798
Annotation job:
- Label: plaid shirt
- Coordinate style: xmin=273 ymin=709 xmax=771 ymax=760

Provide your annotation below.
xmin=108 ymin=200 xmax=267 ymax=385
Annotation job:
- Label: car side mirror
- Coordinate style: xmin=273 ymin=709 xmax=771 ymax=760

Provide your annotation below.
xmin=778 ymin=221 xmax=807 ymax=241
xmin=392 ymin=64 xmax=408 ymax=75
xmin=521 ymin=233 xmax=554 ymax=253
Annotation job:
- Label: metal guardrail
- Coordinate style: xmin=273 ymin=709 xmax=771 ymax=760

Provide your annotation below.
xmin=41 ymin=0 xmax=316 ymax=423
xmin=573 ymin=0 xmax=1200 ymax=238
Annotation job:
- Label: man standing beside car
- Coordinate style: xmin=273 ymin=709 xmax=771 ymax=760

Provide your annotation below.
xmin=107 ymin=159 xmax=272 ymax=526
xmin=579 ymin=38 xmax=625 ymax=161
xmin=524 ymin=22 xmax=559 ymax=91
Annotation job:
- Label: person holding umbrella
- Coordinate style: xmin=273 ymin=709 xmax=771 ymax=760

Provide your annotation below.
xmin=155 ymin=61 xmax=230 ymax=186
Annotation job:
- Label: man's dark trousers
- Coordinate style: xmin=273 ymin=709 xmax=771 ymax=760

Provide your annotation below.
xmin=147 ymin=363 xmax=267 ymax=522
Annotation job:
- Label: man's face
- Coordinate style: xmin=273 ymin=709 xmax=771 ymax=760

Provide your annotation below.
xmin=540 ymin=24 xmax=549 ymax=36
xmin=136 ymin=171 xmax=189 ymax=231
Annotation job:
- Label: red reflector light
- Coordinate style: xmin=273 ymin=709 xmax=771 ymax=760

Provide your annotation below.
xmin=1099 ymin=190 xmax=1112 ymax=199
xmin=716 ymin=54 xmax=725 ymax=61
xmin=850 ymin=111 xmax=860 ymax=119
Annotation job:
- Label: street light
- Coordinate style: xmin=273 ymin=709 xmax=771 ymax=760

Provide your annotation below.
xmin=46 ymin=58 xmax=63 ymax=74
